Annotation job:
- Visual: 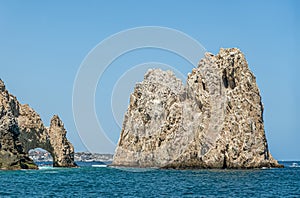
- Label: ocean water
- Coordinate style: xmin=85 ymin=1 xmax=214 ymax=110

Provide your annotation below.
xmin=0 ymin=161 xmax=299 ymax=197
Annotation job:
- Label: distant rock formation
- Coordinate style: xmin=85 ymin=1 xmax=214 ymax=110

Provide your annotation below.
xmin=0 ymin=79 xmax=76 ymax=170
xmin=112 ymin=48 xmax=283 ymax=169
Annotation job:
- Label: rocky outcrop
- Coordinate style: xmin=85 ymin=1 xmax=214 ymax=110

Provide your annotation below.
xmin=0 ymin=79 xmax=76 ymax=170
xmin=47 ymin=115 xmax=76 ymax=167
xmin=0 ymin=80 xmax=37 ymax=170
xmin=112 ymin=48 xmax=283 ymax=169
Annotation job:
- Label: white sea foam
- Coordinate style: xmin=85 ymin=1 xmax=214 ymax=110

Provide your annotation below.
xmin=38 ymin=166 xmax=54 ymax=170
xmin=290 ymin=163 xmax=300 ymax=168
xmin=92 ymin=164 xmax=107 ymax=168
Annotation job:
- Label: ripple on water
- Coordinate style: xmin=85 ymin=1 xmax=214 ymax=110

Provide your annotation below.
xmin=0 ymin=161 xmax=299 ymax=197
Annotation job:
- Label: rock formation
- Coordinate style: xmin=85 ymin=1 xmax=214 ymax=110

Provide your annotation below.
xmin=0 ymin=79 xmax=76 ymax=170
xmin=112 ymin=48 xmax=283 ymax=169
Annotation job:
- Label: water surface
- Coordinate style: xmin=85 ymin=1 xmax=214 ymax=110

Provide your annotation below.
xmin=0 ymin=161 xmax=299 ymax=197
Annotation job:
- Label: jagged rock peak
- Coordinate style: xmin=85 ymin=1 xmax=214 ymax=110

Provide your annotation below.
xmin=0 ymin=79 xmax=5 ymax=92
xmin=112 ymin=48 xmax=282 ymax=169
xmin=48 ymin=114 xmax=75 ymax=167
xmin=50 ymin=115 xmax=64 ymax=128
xmin=144 ymin=68 xmax=183 ymax=88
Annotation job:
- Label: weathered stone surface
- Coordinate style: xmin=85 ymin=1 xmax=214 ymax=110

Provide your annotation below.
xmin=0 ymin=79 xmax=76 ymax=170
xmin=112 ymin=48 xmax=282 ymax=169
xmin=0 ymin=81 xmax=37 ymax=170
xmin=47 ymin=115 xmax=76 ymax=167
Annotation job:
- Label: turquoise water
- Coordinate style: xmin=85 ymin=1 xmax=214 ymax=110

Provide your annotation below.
xmin=0 ymin=161 xmax=299 ymax=197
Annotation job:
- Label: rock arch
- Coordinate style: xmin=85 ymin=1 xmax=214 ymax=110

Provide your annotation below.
xmin=0 ymin=79 xmax=76 ymax=169
xmin=18 ymin=105 xmax=76 ymax=167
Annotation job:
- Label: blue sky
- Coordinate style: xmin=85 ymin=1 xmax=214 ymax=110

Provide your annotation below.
xmin=0 ymin=1 xmax=299 ymax=160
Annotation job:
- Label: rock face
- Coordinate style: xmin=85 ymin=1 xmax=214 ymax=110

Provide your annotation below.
xmin=0 ymin=79 xmax=76 ymax=170
xmin=112 ymin=48 xmax=282 ymax=169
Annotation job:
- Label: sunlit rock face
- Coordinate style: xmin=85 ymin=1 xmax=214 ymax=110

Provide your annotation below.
xmin=112 ymin=48 xmax=282 ymax=169
xmin=0 ymin=79 xmax=76 ymax=170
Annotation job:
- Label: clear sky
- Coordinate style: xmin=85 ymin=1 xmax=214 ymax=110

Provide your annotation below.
xmin=0 ymin=0 xmax=299 ymax=160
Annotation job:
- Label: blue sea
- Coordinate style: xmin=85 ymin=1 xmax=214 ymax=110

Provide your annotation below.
xmin=0 ymin=161 xmax=299 ymax=197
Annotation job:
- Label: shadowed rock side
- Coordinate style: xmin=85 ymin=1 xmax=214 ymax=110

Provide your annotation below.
xmin=112 ymin=48 xmax=283 ymax=169
xmin=0 ymin=80 xmax=76 ymax=170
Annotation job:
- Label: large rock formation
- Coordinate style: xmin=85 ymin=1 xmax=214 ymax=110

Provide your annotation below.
xmin=0 ymin=79 xmax=76 ymax=170
xmin=112 ymin=48 xmax=282 ymax=169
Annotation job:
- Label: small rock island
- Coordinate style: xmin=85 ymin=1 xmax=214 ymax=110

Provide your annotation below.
xmin=0 ymin=79 xmax=76 ymax=170
xmin=112 ymin=48 xmax=283 ymax=169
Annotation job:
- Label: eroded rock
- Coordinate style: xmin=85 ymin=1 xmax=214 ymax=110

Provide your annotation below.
xmin=0 ymin=79 xmax=76 ymax=170
xmin=112 ymin=48 xmax=282 ymax=169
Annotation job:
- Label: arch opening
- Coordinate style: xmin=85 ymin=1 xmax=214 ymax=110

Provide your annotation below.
xmin=28 ymin=148 xmax=53 ymax=167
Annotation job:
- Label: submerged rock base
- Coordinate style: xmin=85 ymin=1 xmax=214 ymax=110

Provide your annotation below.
xmin=112 ymin=48 xmax=283 ymax=169
xmin=0 ymin=80 xmax=77 ymax=170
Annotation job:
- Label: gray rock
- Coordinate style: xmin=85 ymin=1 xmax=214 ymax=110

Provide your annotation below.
xmin=112 ymin=48 xmax=282 ymax=169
